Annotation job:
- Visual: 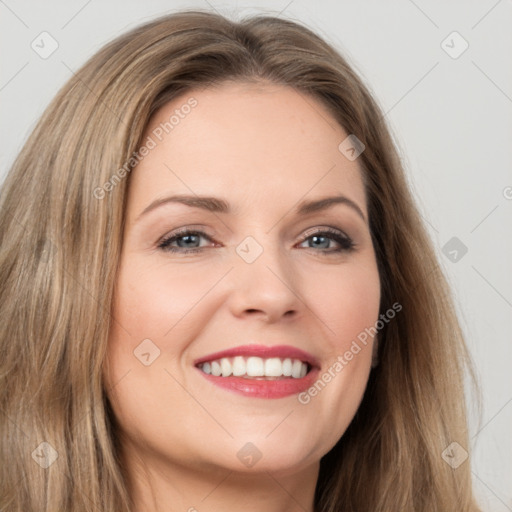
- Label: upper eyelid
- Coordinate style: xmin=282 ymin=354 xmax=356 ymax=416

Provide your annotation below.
xmin=299 ymin=225 xmax=351 ymax=238
xmin=162 ymin=225 xmax=349 ymax=237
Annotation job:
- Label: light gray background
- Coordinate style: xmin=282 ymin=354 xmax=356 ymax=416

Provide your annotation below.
xmin=1 ymin=1 xmax=511 ymax=510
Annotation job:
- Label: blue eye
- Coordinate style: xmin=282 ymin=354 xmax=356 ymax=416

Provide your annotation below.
xmin=298 ymin=228 xmax=355 ymax=253
xmin=157 ymin=230 xmax=212 ymax=253
xmin=157 ymin=227 xmax=355 ymax=255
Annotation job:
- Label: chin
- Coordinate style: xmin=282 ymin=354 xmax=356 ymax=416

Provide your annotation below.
xmin=207 ymin=434 xmax=325 ymax=476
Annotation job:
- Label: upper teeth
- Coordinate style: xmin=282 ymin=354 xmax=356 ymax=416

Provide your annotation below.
xmin=199 ymin=356 xmax=309 ymax=379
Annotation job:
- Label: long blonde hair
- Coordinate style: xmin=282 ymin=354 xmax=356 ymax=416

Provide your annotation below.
xmin=0 ymin=10 xmax=481 ymax=511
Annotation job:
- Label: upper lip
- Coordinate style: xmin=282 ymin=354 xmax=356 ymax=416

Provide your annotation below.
xmin=193 ymin=344 xmax=321 ymax=369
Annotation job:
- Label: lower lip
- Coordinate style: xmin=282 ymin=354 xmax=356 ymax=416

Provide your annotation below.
xmin=196 ymin=367 xmax=320 ymax=399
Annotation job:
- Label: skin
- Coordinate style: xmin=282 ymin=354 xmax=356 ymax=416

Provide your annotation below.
xmin=103 ymin=81 xmax=381 ymax=512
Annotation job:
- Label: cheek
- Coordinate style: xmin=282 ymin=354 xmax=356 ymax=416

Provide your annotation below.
xmin=112 ymin=257 xmax=215 ymax=341
xmin=293 ymin=259 xmax=380 ymax=437
xmin=104 ymin=255 xmax=228 ymax=399
xmin=302 ymin=258 xmax=381 ymax=351
xmin=103 ymin=258 xmax=200 ymax=440
xmin=110 ymin=252 xmax=381 ymax=372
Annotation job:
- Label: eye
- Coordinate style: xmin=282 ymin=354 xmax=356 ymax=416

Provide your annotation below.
xmin=297 ymin=227 xmax=355 ymax=254
xmin=156 ymin=227 xmax=355 ymax=255
xmin=157 ymin=229 xmax=215 ymax=254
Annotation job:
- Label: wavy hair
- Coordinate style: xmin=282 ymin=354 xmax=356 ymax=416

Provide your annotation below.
xmin=0 ymin=10 xmax=481 ymax=511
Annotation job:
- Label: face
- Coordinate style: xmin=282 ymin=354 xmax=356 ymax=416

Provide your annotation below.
xmin=103 ymin=82 xmax=381 ymax=479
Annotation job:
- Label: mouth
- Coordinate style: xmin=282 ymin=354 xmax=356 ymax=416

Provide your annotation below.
xmin=193 ymin=344 xmax=320 ymax=399
xmin=197 ymin=356 xmax=311 ymax=380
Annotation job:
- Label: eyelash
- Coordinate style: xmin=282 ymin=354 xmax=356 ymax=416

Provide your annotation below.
xmin=156 ymin=227 xmax=356 ymax=255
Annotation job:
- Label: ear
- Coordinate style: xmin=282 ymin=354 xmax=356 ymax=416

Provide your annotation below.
xmin=371 ymin=335 xmax=379 ymax=368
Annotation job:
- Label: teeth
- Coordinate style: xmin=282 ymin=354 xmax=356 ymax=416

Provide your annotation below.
xmin=282 ymin=358 xmax=293 ymax=376
xmin=264 ymin=358 xmax=283 ymax=377
xmin=211 ymin=360 xmax=221 ymax=377
xmin=232 ymin=356 xmax=245 ymax=376
xmin=220 ymin=358 xmax=232 ymax=377
xmin=292 ymin=359 xmax=304 ymax=378
xmin=198 ymin=356 xmax=309 ymax=379
xmin=246 ymin=356 xmax=264 ymax=377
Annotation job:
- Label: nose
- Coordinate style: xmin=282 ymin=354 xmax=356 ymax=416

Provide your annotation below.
xmin=227 ymin=239 xmax=302 ymax=323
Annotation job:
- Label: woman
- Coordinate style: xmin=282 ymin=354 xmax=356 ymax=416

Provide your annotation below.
xmin=0 ymin=10 xmax=481 ymax=512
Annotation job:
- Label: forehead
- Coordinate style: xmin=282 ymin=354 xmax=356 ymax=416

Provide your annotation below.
xmin=127 ymin=82 xmax=367 ymax=219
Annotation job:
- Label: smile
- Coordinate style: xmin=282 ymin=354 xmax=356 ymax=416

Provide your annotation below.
xmin=198 ymin=356 xmax=310 ymax=379
xmin=194 ymin=344 xmax=320 ymax=399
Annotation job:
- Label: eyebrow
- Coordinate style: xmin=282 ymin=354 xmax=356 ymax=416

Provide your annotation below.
xmin=136 ymin=194 xmax=367 ymax=223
